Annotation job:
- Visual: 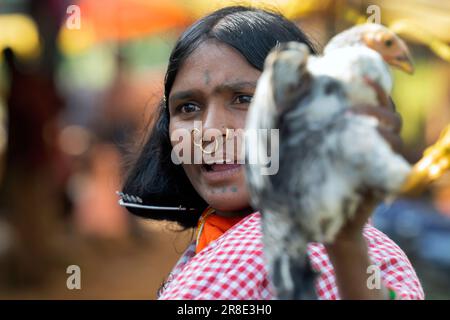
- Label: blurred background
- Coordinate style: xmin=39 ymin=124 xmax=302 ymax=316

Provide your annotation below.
xmin=0 ymin=0 xmax=449 ymax=299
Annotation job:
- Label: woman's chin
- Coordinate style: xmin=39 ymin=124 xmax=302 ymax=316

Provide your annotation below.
xmin=201 ymin=188 xmax=250 ymax=213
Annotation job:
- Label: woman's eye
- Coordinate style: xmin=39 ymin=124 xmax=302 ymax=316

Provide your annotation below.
xmin=179 ymin=103 xmax=200 ymax=114
xmin=233 ymin=95 xmax=253 ymax=104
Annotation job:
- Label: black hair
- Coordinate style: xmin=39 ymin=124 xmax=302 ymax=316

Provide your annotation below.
xmin=122 ymin=5 xmax=317 ymax=228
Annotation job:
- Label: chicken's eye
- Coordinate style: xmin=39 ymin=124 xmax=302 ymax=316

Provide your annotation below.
xmin=385 ymin=39 xmax=393 ymax=47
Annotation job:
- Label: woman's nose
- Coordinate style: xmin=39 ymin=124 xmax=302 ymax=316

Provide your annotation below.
xmin=202 ymin=102 xmax=230 ymax=135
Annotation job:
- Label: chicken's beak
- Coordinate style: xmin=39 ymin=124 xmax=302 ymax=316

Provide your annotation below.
xmin=388 ymin=52 xmax=415 ymax=74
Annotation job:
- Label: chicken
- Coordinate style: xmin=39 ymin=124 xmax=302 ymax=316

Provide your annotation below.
xmin=244 ymin=24 xmax=414 ymax=299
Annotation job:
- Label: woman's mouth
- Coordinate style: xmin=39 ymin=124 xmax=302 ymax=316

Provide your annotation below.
xmin=201 ymin=163 xmax=242 ymax=183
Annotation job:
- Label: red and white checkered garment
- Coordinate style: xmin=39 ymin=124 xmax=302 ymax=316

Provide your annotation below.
xmin=157 ymin=212 xmax=424 ymax=300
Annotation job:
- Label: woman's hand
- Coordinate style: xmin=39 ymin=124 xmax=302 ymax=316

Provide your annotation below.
xmin=324 ymin=90 xmax=403 ymax=300
xmin=334 ymin=99 xmax=403 ymax=243
xmin=333 ymin=85 xmax=404 ymax=244
xmin=351 ymin=99 xmax=403 ymax=153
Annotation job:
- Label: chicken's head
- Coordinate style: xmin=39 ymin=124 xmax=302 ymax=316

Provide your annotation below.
xmin=361 ymin=24 xmax=414 ymax=74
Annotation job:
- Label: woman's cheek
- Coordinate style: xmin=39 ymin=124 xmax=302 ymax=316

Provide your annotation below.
xmin=182 ymin=164 xmax=202 ymax=192
xmin=169 ymin=124 xmax=197 ymax=165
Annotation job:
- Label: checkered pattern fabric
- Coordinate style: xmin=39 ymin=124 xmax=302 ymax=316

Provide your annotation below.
xmin=158 ymin=212 xmax=424 ymax=300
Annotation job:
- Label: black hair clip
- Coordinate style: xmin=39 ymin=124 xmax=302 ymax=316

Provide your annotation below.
xmin=116 ymin=191 xmax=196 ymax=211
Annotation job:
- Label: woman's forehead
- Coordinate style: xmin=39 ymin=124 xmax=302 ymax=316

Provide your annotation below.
xmin=170 ymin=40 xmax=261 ymax=95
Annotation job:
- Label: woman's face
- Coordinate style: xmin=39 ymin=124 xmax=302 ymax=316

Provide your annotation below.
xmin=168 ymin=40 xmax=261 ymax=214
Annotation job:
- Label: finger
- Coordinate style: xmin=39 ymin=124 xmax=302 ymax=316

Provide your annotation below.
xmin=377 ymin=126 xmax=404 ymax=154
xmin=388 ymin=97 xmax=396 ymax=112
xmin=363 ymin=77 xmax=390 ymax=107
xmin=350 ymin=106 xmax=402 ymax=134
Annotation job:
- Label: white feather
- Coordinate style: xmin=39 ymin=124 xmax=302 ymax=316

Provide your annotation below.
xmin=308 ymin=46 xmax=392 ymax=106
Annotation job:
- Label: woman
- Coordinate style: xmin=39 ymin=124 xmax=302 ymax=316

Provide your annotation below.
xmin=122 ymin=6 xmax=424 ymax=300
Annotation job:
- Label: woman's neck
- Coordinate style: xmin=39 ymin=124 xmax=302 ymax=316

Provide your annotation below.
xmin=212 ymin=206 xmax=254 ymax=218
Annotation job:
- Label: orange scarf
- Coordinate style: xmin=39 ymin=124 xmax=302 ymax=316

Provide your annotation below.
xmin=195 ymin=207 xmax=245 ymax=254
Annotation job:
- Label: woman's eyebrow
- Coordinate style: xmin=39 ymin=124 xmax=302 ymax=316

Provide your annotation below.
xmin=214 ymin=81 xmax=257 ymax=93
xmin=169 ymin=90 xmax=197 ymax=104
xmin=169 ymin=81 xmax=257 ymax=104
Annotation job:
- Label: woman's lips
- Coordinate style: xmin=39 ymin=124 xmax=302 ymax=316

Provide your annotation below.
xmin=210 ymin=163 xmax=241 ymax=171
xmin=201 ymin=163 xmax=242 ymax=183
